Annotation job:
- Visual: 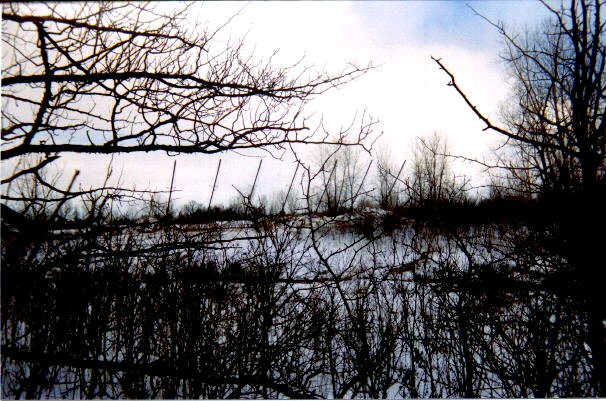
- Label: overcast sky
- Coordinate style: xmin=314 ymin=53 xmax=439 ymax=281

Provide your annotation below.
xmin=56 ymin=1 xmax=553 ymax=208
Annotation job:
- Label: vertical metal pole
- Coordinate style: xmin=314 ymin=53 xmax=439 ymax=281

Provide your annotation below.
xmin=51 ymin=169 xmax=80 ymax=222
xmin=316 ymin=159 xmax=338 ymax=213
xmin=208 ymin=159 xmax=222 ymax=211
xmin=388 ymin=160 xmax=407 ymax=194
xmin=335 ymin=160 xmax=345 ymax=210
xmin=166 ymin=160 xmax=177 ymax=216
xmin=281 ymin=163 xmax=299 ymax=214
xmin=352 ymin=159 xmax=373 ymax=206
xmin=249 ymin=159 xmax=263 ymax=200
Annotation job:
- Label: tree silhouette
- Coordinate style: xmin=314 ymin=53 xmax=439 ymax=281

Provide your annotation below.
xmin=1 ymin=2 xmax=374 ymax=203
xmin=433 ymin=0 xmax=604 ymax=196
xmin=433 ymin=1 xmax=605 ymax=394
xmin=404 ymin=132 xmax=469 ymax=208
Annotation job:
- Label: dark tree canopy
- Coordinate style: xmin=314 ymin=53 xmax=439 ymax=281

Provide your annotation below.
xmin=1 ymin=2 xmax=373 ymax=194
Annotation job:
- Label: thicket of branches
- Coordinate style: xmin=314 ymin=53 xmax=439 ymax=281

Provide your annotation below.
xmin=2 ymin=191 xmax=601 ymax=398
xmin=2 ymin=0 xmax=606 ymax=399
xmin=432 ymin=2 xmax=605 ymax=392
xmin=1 ymin=2 xmax=374 ymax=211
xmin=433 ymin=0 xmax=605 ymax=198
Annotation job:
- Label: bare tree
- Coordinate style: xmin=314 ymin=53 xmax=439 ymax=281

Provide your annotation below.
xmin=433 ymin=0 xmax=605 ymax=196
xmin=374 ymin=146 xmax=404 ymax=210
xmin=311 ymin=145 xmax=370 ymax=214
xmin=404 ymin=132 xmax=469 ymax=207
xmin=1 ymin=2 xmax=374 ymax=205
xmin=432 ymin=1 xmax=606 ymax=394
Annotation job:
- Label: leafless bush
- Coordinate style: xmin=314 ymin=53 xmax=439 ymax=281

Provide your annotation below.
xmin=404 ymin=132 xmax=470 ymax=207
xmin=309 ymin=145 xmax=372 ymax=215
xmin=374 ymin=146 xmax=405 ymax=210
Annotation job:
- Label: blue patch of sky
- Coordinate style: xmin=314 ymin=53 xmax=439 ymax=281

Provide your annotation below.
xmin=350 ymin=1 xmax=553 ymax=52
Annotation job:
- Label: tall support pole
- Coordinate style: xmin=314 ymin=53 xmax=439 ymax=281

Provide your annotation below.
xmin=208 ymin=159 xmax=222 ymax=211
xmin=51 ymin=169 xmax=80 ymax=222
xmin=352 ymin=159 xmax=373 ymax=207
xmin=316 ymin=159 xmax=338 ymax=213
xmin=281 ymin=163 xmax=300 ymax=214
xmin=388 ymin=160 xmax=407 ymax=194
xmin=166 ymin=160 xmax=177 ymax=216
xmin=249 ymin=159 xmax=263 ymax=201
